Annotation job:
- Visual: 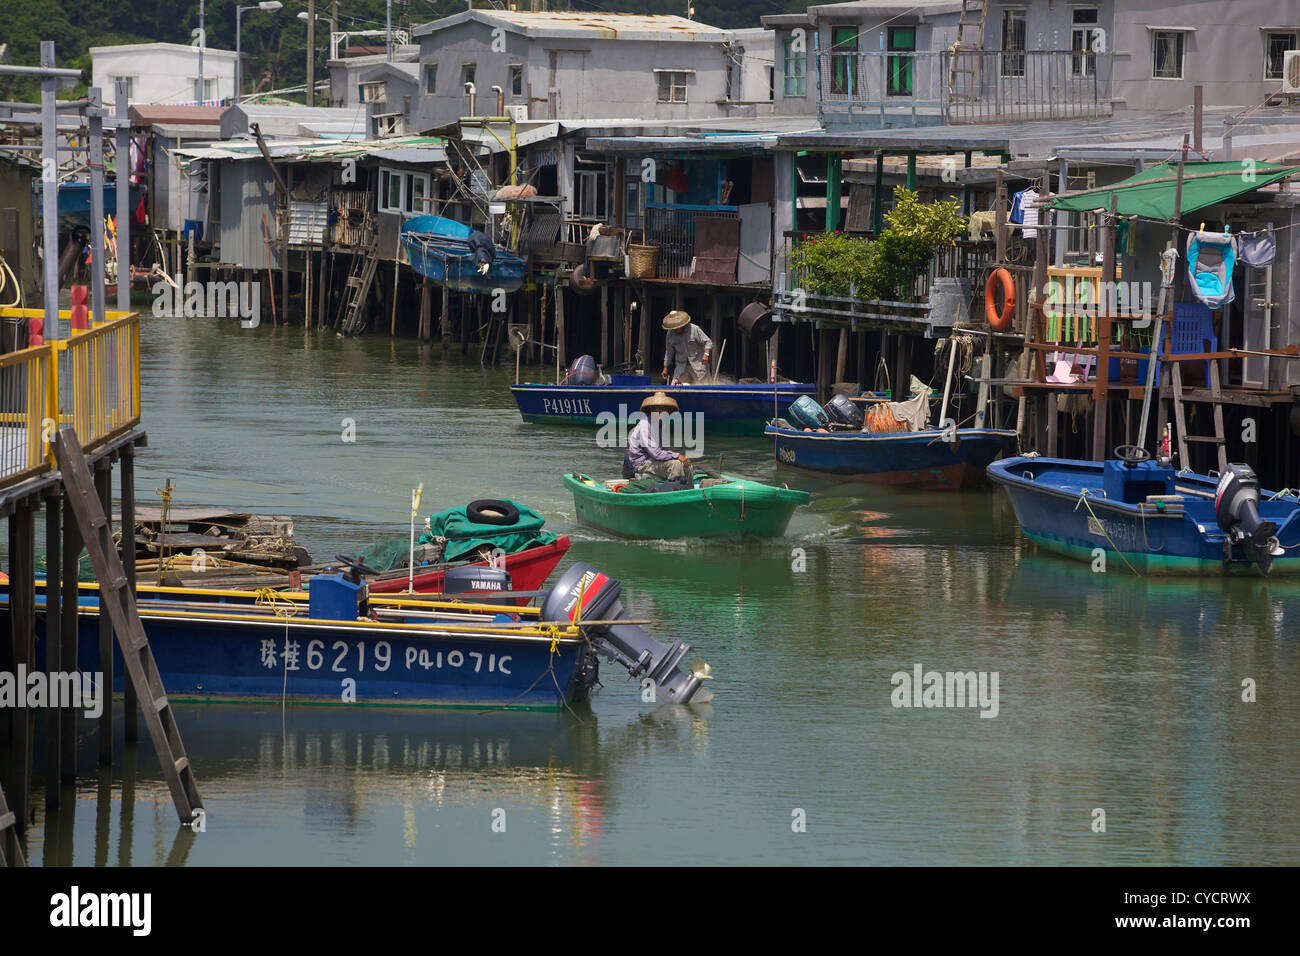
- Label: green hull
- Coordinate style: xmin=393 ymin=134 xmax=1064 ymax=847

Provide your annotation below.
xmin=564 ymin=473 xmax=809 ymax=539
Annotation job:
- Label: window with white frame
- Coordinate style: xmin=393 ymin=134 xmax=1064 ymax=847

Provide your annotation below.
xmin=1265 ymin=31 xmax=1298 ymax=79
xmin=378 ymin=167 xmax=430 ymax=215
xmin=1070 ymin=8 xmax=1101 ymax=76
xmin=1152 ymin=30 xmax=1186 ymax=79
xmin=423 ymin=63 xmax=437 ymax=94
xmin=573 ymin=155 xmax=608 ymax=220
xmin=359 ymin=81 xmax=387 ymax=104
xmin=656 ymin=70 xmax=690 ymax=103
xmin=192 ymin=76 xmax=217 ymax=101
xmin=1001 ymin=9 xmax=1027 ymax=77
xmin=111 ymin=75 xmax=136 ymax=98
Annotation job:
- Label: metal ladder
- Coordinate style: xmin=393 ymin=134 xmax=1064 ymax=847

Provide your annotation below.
xmin=338 ymin=234 xmax=381 ymax=335
xmin=0 ymin=782 xmax=25 ymax=866
xmin=1170 ymin=360 xmax=1228 ymax=473
xmin=947 ymin=0 xmax=989 ymax=102
xmin=53 ymin=428 xmax=203 ymax=825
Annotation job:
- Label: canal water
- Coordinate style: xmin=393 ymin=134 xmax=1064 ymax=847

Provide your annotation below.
xmin=21 ymin=313 xmax=1300 ymax=865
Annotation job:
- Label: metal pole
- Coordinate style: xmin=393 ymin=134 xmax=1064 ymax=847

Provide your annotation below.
xmin=41 ymin=41 xmax=59 ymax=339
xmin=387 ymin=0 xmax=393 ymax=63
xmin=89 ymin=88 xmax=106 ymax=327
xmin=198 ymin=0 xmax=205 ymax=103
xmin=307 ymin=0 xmax=316 ymax=107
xmin=116 ymin=79 xmax=130 ymax=310
xmin=236 ymin=7 xmax=243 ymax=103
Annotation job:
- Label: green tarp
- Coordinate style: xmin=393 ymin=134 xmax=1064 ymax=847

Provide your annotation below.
xmin=419 ymin=500 xmax=555 ymax=564
xmin=1050 ymin=161 xmax=1300 ymax=220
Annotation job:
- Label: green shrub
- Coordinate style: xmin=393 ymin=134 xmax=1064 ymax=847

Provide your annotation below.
xmin=787 ymin=231 xmax=875 ymax=298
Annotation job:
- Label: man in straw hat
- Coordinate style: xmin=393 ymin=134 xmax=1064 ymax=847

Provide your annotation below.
xmin=661 ymin=309 xmax=713 ymax=385
xmin=622 ymin=391 xmax=694 ymax=482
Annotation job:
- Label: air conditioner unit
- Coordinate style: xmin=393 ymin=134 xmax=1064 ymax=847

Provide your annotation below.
xmin=506 ymin=104 xmax=528 ymax=123
xmin=1284 ymin=50 xmax=1300 ymax=94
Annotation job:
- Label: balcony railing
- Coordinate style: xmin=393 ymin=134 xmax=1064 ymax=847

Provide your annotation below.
xmin=0 ymin=310 xmax=141 ymax=490
xmin=646 ymin=204 xmax=740 ymax=281
xmin=817 ymin=50 xmax=1109 ymax=125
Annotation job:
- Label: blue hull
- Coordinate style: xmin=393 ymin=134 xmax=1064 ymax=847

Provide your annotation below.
xmin=14 ymin=593 xmax=591 ymax=710
xmin=511 ymin=383 xmax=815 ymax=434
xmin=988 ymin=456 xmax=1300 ymax=575
xmin=401 ymin=215 xmax=525 ymax=294
xmin=766 ymin=426 xmax=1018 ymax=490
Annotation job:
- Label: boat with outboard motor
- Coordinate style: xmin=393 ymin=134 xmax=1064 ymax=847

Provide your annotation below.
xmin=765 ymin=393 xmax=1017 ymax=490
xmin=401 ymin=215 xmax=525 ymax=294
xmin=988 ymin=446 xmax=1300 ymax=575
xmin=564 ymin=469 xmax=809 ymax=539
xmin=5 ymin=563 xmax=713 ymax=709
xmin=511 ymin=354 xmax=814 ymax=435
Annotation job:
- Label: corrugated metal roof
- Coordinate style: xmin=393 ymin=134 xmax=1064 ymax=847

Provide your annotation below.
xmin=175 ymin=135 xmax=446 ymax=164
xmin=415 ymin=10 xmax=729 ymax=42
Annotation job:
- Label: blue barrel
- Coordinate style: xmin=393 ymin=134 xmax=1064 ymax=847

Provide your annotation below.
xmin=788 ymin=395 xmax=829 ymax=429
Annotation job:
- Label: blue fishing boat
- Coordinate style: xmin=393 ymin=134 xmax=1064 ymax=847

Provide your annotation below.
xmin=988 ymin=450 xmax=1300 ymax=575
xmin=511 ymin=378 xmax=815 ymax=434
xmin=766 ymin=425 xmax=1018 ymax=490
xmin=9 ymin=564 xmax=713 ymax=710
xmin=38 ymin=181 xmax=146 ymax=231
xmin=401 ymin=215 xmax=525 ymax=294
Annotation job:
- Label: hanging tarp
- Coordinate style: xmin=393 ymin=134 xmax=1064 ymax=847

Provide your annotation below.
xmin=1051 ymin=161 xmax=1300 ymax=220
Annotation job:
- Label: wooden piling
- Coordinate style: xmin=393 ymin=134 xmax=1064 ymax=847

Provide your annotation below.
xmin=59 ymin=492 xmax=80 ymax=785
xmin=120 ymin=446 xmax=138 ymax=744
xmin=5 ymin=501 xmax=35 ymax=834
xmin=43 ymin=493 xmax=61 ymax=806
xmin=95 ymin=462 xmax=113 ymax=767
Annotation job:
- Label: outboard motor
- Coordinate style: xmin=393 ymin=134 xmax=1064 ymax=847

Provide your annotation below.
xmin=565 ymin=354 xmax=597 ymax=386
xmin=1215 ymin=464 xmax=1283 ymax=574
xmin=825 ymin=394 xmax=864 ymax=429
xmin=788 ymin=395 xmax=830 ymax=430
xmin=443 ymin=565 xmax=513 ymax=605
xmin=540 ymin=563 xmax=712 ymax=704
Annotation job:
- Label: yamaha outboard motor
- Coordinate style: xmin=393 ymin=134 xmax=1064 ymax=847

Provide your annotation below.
xmin=541 ymin=563 xmax=712 ymax=704
xmin=443 ymin=565 xmax=513 ymax=605
xmin=1215 ymin=464 xmax=1283 ymax=574
xmin=825 ymin=394 xmax=864 ymax=429
xmin=565 ymin=354 xmax=597 ymax=386
xmin=788 ymin=395 xmax=830 ymax=430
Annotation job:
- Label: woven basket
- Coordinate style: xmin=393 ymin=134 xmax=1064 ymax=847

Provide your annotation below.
xmin=627 ymin=243 xmax=659 ymax=279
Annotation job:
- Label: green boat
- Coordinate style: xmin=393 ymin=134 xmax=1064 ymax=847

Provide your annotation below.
xmin=564 ymin=471 xmax=810 ymax=539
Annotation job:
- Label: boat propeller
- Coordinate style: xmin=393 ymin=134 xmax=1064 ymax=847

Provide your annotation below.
xmin=1214 ymin=464 xmax=1283 ymax=575
xmin=541 ymin=563 xmax=713 ymax=704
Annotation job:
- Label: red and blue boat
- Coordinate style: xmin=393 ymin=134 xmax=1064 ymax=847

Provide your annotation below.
xmin=988 ymin=451 xmax=1300 ymax=575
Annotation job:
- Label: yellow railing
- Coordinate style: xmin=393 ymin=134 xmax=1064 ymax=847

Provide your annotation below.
xmin=0 ymin=309 xmax=141 ymax=490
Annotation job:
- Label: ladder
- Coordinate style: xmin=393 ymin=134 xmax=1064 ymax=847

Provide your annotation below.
xmin=947 ymin=0 xmax=989 ymax=102
xmin=53 ymin=429 xmax=204 ymax=826
xmin=0 ymin=782 xmax=25 ymax=866
xmin=1170 ymin=360 xmax=1228 ymax=473
xmin=338 ymin=233 xmax=381 ymax=335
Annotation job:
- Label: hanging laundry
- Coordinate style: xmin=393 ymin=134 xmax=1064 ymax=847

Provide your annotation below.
xmin=1009 ymin=189 xmax=1029 ymax=225
xmin=1186 ymin=228 xmax=1236 ymax=309
xmin=1020 ymin=188 xmax=1040 ymax=238
xmin=1237 ymin=229 xmax=1276 ymax=268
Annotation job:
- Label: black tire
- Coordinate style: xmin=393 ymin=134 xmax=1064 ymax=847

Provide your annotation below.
xmin=467 ymin=499 xmax=519 ymax=526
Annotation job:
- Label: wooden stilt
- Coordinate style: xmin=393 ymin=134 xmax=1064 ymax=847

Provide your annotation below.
xmin=95 ymin=463 xmax=113 ymax=767
xmin=6 ymin=502 xmax=34 ymax=835
xmin=43 ymin=493 xmax=61 ymax=806
xmin=59 ymin=491 xmax=80 ymax=786
xmin=120 ymin=448 xmax=138 ymax=744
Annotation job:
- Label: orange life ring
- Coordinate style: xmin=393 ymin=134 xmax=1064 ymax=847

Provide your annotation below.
xmin=985 ymin=268 xmax=1015 ymax=331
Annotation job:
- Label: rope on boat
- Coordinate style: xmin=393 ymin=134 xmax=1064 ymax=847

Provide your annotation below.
xmin=1073 ymin=489 xmax=1142 ymax=577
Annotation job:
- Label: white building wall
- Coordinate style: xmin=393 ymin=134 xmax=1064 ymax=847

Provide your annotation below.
xmin=91 ymin=44 xmax=239 ymax=107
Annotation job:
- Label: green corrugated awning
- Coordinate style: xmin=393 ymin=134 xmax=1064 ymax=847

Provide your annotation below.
xmin=1051 ymin=161 xmax=1300 ymax=220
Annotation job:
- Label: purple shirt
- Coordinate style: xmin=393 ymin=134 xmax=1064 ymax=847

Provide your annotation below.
xmin=626 ymin=415 xmax=677 ymax=471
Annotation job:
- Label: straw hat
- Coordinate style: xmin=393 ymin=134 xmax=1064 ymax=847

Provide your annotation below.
xmin=662 ymin=309 xmax=691 ymax=331
xmin=641 ymin=390 xmax=679 ymax=413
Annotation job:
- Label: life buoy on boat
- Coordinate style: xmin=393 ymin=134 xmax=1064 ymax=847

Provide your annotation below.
xmin=985 ymin=268 xmax=1015 ymax=331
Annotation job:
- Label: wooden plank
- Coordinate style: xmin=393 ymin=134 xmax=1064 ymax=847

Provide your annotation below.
xmin=53 ymin=430 xmax=203 ymax=825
